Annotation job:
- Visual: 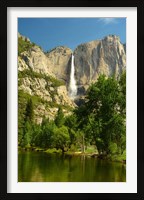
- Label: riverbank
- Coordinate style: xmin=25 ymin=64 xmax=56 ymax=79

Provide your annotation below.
xmin=65 ymin=151 xmax=126 ymax=164
xmin=18 ymin=146 xmax=126 ymax=164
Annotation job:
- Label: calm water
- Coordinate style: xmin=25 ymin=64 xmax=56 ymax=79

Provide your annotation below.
xmin=18 ymin=151 xmax=126 ymax=182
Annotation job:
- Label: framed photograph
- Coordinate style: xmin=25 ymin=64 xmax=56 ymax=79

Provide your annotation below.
xmin=0 ymin=0 xmax=144 ymax=199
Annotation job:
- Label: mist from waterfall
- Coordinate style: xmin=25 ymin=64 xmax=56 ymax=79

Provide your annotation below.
xmin=69 ymin=54 xmax=77 ymax=98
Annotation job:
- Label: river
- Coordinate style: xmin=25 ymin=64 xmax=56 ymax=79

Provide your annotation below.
xmin=18 ymin=151 xmax=126 ymax=182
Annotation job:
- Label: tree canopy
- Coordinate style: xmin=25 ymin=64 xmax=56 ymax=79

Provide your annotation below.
xmin=18 ymin=73 xmax=126 ymax=161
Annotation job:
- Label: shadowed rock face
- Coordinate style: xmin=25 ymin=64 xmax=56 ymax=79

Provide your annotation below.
xmin=46 ymin=46 xmax=72 ymax=83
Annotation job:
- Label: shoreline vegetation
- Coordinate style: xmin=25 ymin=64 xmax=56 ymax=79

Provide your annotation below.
xmin=18 ymin=73 xmax=126 ymax=165
xmin=18 ymin=146 xmax=126 ymax=164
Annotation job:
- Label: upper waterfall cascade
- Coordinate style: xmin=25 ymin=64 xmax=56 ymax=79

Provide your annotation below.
xmin=69 ymin=54 xmax=77 ymax=98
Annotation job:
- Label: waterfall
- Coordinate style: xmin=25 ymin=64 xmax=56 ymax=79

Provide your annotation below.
xmin=69 ymin=54 xmax=77 ymax=98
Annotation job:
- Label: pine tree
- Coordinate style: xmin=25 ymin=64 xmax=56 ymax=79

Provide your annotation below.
xmin=55 ymin=107 xmax=65 ymax=127
xmin=24 ymin=98 xmax=34 ymax=123
xmin=20 ymin=98 xmax=34 ymax=147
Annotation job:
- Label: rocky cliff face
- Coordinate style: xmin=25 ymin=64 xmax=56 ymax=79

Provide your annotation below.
xmin=46 ymin=46 xmax=72 ymax=82
xmin=18 ymin=34 xmax=75 ymax=123
xmin=74 ymin=35 xmax=126 ymax=94
xmin=18 ymin=34 xmax=72 ymax=85
xmin=18 ymin=45 xmax=55 ymax=77
xmin=18 ymin=33 xmax=126 ymax=123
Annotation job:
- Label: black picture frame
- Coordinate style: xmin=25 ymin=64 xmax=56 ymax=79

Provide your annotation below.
xmin=0 ymin=0 xmax=144 ymax=199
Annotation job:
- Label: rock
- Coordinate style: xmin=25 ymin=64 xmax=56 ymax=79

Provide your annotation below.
xmin=19 ymin=77 xmax=51 ymax=100
xmin=18 ymin=57 xmax=29 ymax=71
xmin=18 ymin=76 xmax=75 ymax=123
xmin=20 ymin=46 xmax=55 ymax=77
xmin=57 ymin=86 xmax=76 ymax=107
xmin=74 ymin=35 xmax=126 ymax=93
xmin=19 ymin=34 xmax=126 ymax=96
xmin=18 ymin=32 xmax=31 ymax=43
xmin=123 ymin=43 xmax=126 ymax=53
xmin=46 ymin=46 xmax=72 ymax=82
xmin=18 ymin=34 xmax=126 ymax=124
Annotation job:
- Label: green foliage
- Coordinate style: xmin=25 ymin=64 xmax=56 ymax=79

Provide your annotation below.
xmin=109 ymin=149 xmax=126 ymax=162
xmin=18 ymin=68 xmax=65 ymax=142
xmin=18 ymin=69 xmax=64 ymax=87
xmin=18 ymin=72 xmax=126 ymax=162
xmin=18 ymin=91 xmax=30 ymax=144
xmin=119 ymin=70 xmax=126 ymax=116
xmin=24 ymin=98 xmax=34 ymax=123
xmin=48 ymin=76 xmax=65 ymax=87
xmin=18 ymin=37 xmax=34 ymax=56
xmin=64 ymin=114 xmax=77 ymax=144
xmin=85 ymin=146 xmax=97 ymax=154
xmin=74 ymin=74 xmax=126 ymax=156
xmin=45 ymin=148 xmax=62 ymax=154
xmin=21 ymin=121 xmax=33 ymax=147
xmin=31 ymin=123 xmax=41 ymax=146
xmin=55 ymin=107 xmax=65 ymax=127
xmin=19 ymin=98 xmax=34 ymax=147
xmin=52 ymin=126 xmax=70 ymax=153
xmin=119 ymin=70 xmax=126 ymax=96
xmin=18 ymin=90 xmax=42 ymax=145
xmin=108 ymin=142 xmax=118 ymax=155
xmin=36 ymin=119 xmax=56 ymax=149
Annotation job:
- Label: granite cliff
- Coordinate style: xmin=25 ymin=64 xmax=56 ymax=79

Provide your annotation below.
xmin=18 ymin=33 xmax=126 ymax=123
xmin=18 ymin=34 xmax=74 ymax=124
xmin=74 ymin=35 xmax=126 ymax=94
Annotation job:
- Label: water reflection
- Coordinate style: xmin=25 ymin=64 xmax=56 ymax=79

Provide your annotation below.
xmin=18 ymin=152 xmax=126 ymax=182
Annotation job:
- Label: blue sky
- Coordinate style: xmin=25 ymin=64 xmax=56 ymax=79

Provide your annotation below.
xmin=18 ymin=18 xmax=126 ymax=52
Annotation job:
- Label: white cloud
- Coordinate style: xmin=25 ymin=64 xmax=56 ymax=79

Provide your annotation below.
xmin=99 ymin=18 xmax=117 ymax=24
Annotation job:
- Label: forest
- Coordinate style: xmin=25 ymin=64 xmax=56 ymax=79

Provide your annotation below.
xmin=18 ymin=72 xmax=126 ymax=162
